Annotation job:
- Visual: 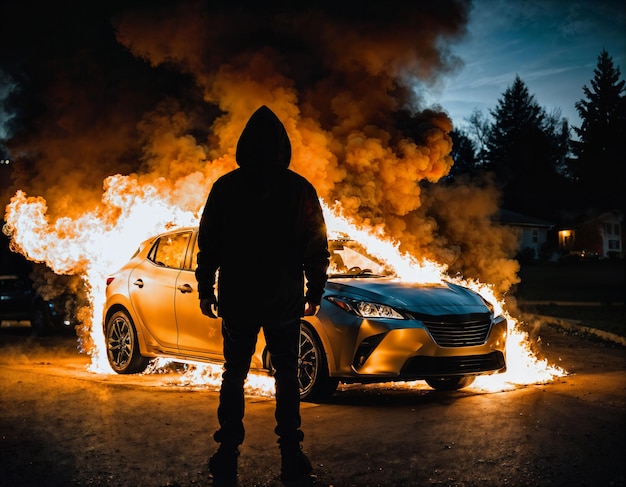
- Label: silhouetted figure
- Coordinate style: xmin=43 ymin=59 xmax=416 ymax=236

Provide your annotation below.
xmin=196 ymin=105 xmax=329 ymax=486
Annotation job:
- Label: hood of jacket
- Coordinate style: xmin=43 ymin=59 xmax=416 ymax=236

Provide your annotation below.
xmin=235 ymin=105 xmax=292 ymax=170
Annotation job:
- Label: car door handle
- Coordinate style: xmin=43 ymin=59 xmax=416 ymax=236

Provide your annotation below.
xmin=133 ymin=279 xmax=144 ymax=288
xmin=177 ymin=283 xmax=193 ymax=293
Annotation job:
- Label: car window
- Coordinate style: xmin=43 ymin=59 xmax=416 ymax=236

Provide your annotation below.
xmin=328 ymin=240 xmax=394 ymax=277
xmin=191 ymin=237 xmax=199 ymax=271
xmin=148 ymin=232 xmax=192 ymax=269
xmin=184 ymin=235 xmax=393 ymax=276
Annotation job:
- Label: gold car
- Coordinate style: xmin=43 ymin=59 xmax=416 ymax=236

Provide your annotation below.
xmin=104 ymin=227 xmax=507 ymax=400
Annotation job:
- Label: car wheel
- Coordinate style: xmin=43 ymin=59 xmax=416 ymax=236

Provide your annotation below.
xmin=30 ymin=300 xmax=52 ymax=335
xmin=425 ymin=376 xmax=475 ymax=391
xmin=105 ymin=310 xmax=150 ymax=374
xmin=298 ymin=322 xmax=338 ymax=402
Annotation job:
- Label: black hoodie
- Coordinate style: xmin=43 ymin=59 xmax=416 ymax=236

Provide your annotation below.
xmin=196 ymin=106 xmax=329 ymax=321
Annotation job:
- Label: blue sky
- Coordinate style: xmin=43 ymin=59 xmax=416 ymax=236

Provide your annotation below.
xmin=432 ymin=0 xmax=626 ymax=131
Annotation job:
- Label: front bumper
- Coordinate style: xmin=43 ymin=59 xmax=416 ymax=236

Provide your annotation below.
xmin=324 ymin=314 xmax=508 ymax=381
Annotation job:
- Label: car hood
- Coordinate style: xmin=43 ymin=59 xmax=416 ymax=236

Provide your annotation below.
xmin=325 ymin=277 xmax=490 ymax=316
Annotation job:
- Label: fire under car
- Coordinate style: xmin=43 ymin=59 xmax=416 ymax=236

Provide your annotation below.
xmin=103 ymin=227 xmax=507 ymax=401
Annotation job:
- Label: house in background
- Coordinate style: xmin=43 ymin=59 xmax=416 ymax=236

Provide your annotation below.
xmin=494 ymin=209 xmax=554 ymax=261
xmin=558 ymin=209 xmax=624 ymax=259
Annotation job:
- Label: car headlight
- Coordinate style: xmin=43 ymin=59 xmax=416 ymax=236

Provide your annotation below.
xmin=326 ymin=296 xmax=406 ymax=319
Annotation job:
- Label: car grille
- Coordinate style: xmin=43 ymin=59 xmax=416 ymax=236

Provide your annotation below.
xmin=401 ymin=352 xmax=506 ymax=376
xmin=410 ymin=312 xmax=493 ymax=347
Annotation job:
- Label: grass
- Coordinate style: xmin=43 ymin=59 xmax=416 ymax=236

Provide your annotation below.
xmin=519 ymin=303 xmax=625 ymax=337
xmin=515 ymin=259 xmax=625 ymax=338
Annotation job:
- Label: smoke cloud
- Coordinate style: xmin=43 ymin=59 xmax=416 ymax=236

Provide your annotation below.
xmin=1 ymin=0 xmax=520 ymax=297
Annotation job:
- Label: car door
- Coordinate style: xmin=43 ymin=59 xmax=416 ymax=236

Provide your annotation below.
xmin=128 ymin=230 xmax=192 ymax=352
xmin=175 ymin=230 xmax=268 ymax=369
xmin=175 ymin=232 xmax=224 ymax=359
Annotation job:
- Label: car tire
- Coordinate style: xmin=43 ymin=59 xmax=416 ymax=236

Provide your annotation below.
xmin=425 ymin=376 xmax=475 ymax=391
xmin=30 ymin=299 xmax=53 ymax=336
xmin=105 ymin=310 xmax=150 ymax=374
xmin=298 ymin=322 xmax=338 ymax=402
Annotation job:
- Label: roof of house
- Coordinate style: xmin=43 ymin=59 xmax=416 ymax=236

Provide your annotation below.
xmin=560 ymin=209 xmax=623 ymax=230
xmin=493 ymin=209 xmax=554 ymax=228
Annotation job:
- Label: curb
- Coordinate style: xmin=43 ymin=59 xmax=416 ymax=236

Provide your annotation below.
xmin=518 ymin=300 xmax=624 ymax=306
xmin=530 ymin=314 xmax=626 ymax=347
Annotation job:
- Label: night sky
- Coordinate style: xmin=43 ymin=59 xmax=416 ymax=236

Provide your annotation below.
xmin=437 ymin=0 xmax=625 ymax=130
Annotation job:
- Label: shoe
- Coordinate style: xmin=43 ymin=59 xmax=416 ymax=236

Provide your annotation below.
xmin=208 ymin=446 xmax=239 ymax=487
xmin=280 ymin=448 xmax=315 ymax=486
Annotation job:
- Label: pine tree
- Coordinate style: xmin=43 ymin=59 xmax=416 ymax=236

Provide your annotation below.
xmin=486 ymin=76 xmax=546 ymax=186
xmin=485 ymin=76 xmax=568 ymax=216
xmin=571 ymin=49 xmax=625 ymax=211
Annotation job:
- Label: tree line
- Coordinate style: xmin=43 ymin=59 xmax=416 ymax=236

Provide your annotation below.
xmin=448 ymin=49 xmax=625 ymax=222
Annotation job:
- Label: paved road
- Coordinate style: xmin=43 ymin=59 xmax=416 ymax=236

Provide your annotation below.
xmin=1 ymin=321 xmax=625 ymax=487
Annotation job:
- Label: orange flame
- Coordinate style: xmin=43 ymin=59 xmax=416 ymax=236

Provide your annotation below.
xmin=322 ymin=203 xmax=566 ymax=392
xmin=3 ymin=178 xmax=565 ymax=395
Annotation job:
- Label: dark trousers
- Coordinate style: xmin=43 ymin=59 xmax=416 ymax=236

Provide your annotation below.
xmin=214 ymin=317 xmax=303 ymax=448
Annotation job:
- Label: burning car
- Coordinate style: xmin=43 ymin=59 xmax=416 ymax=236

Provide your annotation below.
xmin=103 ymin=227 xmax=507 ymax=400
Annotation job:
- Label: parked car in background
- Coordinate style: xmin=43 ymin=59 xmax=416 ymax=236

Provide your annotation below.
xmin=104 ymin=227 xmax=508 ymax=401
xmin=0 ymin=274 xmax=78 ymax=334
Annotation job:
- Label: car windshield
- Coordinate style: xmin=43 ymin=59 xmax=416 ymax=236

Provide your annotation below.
xmin=328 ymin=240 xmax=395 ymax=278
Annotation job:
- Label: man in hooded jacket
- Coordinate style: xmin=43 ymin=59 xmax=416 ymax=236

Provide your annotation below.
xmin=196 ymin=105 xmax=329 ymax=486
